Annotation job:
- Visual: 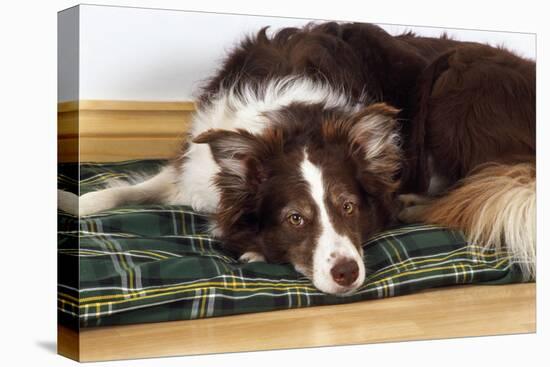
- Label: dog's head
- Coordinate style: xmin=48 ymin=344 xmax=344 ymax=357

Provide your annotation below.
xmin=194 ymin=102 xmax=401 ymax=295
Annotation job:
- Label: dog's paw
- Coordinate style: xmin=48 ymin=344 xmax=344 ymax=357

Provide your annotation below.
xmin=398 ymin=205 xmax=428 ymax=223
xmin=398 ymin=193 xmax=432 ymax=208
xmin=79 ymin=190 xmax=117 ymax=216
xmin=58 ymin=190 xmax=79 ymax=215
xmin=239 ymin=251 xmax=266 ymax=263
xmin=189 ymin=192 xmax=218 ymax=214
xmin=397 ymin=194 xmax=433 ymax=223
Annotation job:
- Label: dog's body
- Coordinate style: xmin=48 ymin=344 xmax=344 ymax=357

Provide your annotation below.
xmin=64 ymin=22 xmax=536 ymax=295
xmin=399 ymin=43 xmax=536 ymax=278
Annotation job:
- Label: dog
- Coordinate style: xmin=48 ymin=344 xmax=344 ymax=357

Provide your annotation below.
xmin=59 ymin=22 xmax=536 ymax=295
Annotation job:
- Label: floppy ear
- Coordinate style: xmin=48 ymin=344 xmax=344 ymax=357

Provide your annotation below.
xmin=193 ymin=129 xmax=268 ymax=189
xmin=346 ymin=103 xmax=402 ymax=195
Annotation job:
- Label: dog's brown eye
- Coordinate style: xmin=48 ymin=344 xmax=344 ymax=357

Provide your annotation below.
xmin=287 ymin=213 xmax=304 ymax=226
xmin=343 ymin=202 xmax=354 ymax=215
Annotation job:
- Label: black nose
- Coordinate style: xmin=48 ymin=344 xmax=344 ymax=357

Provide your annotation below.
xmin=330 ymin=259 xmax=359 ymax=287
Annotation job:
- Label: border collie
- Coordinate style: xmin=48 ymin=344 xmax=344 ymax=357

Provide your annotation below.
xmin=59 ymin=22 xmax=536 ymax=295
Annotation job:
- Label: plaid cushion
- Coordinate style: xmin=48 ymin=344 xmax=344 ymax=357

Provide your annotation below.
xmin=58 ymin=160 xmax=528 ymax=328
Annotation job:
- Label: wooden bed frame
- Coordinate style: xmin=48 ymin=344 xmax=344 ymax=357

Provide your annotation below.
xmin=57 ymin=101 xmax=537 ymax=362
xmin=58 ymin=100 xmax=195 ymax=162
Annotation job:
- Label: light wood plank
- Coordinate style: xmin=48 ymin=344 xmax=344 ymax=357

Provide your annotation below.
xmin=58 ymin=100 xmax=195 ymax=112
xmin=57 ymin=324 xmax=79 ymax=361
xmin=60 ymin=284 xmax=535 ymax=362
xmin=58 ymin=100 xmax=79 ymax=113
xmin=57 ymin=100 xmax=195 ymax=162
xmin=59 ymin=110 xmax=193 ymax=138
xmin=78 ymin=136 xmax=184 ymax=162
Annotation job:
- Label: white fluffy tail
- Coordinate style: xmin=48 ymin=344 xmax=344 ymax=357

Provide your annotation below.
xmin=422 ymin=162 xmax=536 ymax=279
xmin=58 ymin=165 xmax=179 ymax=216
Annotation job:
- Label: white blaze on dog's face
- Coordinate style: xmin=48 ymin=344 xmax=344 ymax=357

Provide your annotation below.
xmin=300 ymin=152 xmax=366 ymax=294
xmin=194 ymin=102 xmax=401 ymax=295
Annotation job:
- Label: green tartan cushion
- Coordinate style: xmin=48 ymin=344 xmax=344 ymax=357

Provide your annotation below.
xmin=57 ymin=160 xmax=528 ymax=328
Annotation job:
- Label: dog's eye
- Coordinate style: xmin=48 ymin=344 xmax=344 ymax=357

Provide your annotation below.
xmin=287 ymin=213 xmax=304 ymax=226
xmin=343 ymin=201 xmax=355 ymax=215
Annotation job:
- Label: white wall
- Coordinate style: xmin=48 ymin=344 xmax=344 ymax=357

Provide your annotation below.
xmin=72 ymin=4 xmax=536 ymax=102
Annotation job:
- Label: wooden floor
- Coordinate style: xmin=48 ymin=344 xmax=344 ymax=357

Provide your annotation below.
xmin=59 ymin=283 xmax=536 ymax=362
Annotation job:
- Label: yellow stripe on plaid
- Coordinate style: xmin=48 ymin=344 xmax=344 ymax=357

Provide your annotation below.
xmin=105 ymin=239 xmax=135 ymax=291
xmin=61 ymin=279 xmax=318 ymax=303
xmin=364 ymin=224 xmax=446 ymax=244
xmin=58 ymin=283 xmax=316 ymax=310
xmin=59 ymin=172 xmax=129 ymax=185
xmin=79 ymin=173 xmax=129 ymax=184
xmin=369 ymin=258 xmax=510 ymax=286
xmin=59 ymin=258 xmax=510 ymax=312
xmin=60 ymin=248 xmax=510 ymax=305
xmin=79 ymin=207 xmax=208 ymax=219
xmin=368 ymin=247 xmax=510 ymax=281
xmin=130 ymin=250 xmax=170 ymax=260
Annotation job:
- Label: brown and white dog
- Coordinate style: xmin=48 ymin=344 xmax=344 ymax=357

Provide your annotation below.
xmin=60 ymin=22 xmax=536 ymax=295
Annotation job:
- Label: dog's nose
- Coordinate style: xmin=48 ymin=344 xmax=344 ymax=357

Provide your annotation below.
xmin=330 ymin=259 xmax=359 ymax=287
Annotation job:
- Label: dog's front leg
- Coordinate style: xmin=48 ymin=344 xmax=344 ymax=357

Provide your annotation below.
xmin=239 ymin=251 xmax=266 ymax=263
xmin=397 ymin=193 xmax=434 ymax=223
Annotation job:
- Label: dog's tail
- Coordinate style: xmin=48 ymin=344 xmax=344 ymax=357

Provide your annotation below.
xmin=422 ymin=161 xmax=536 ymax=279
xmin=58 ymin=165 xmax=179 ymax=217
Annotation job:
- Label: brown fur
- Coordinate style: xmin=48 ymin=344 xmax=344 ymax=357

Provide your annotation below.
xmin=194 ymin=103 xmax=401 ymax=271
xmin=408 ymin=44 xmax=535 ymax=190
xmin=194 ymin=23 xmax=536 ymax=278
xmin=397 ymin=43 xmax=536 ymax=278
xmin=199 ymin=22 xmax=434 ymax=114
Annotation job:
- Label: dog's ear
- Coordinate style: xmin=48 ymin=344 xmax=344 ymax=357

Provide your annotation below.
xmin=193 ymin=129 xmax=269 ymax=230
xmin=193 ymin=129 xmax=268 ymax=188
xmin=346 ymin=103 xmax=402 ymax=196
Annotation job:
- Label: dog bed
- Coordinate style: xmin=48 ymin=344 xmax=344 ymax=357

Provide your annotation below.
xmin=58 ymin=160 xmax=529 ymax=328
